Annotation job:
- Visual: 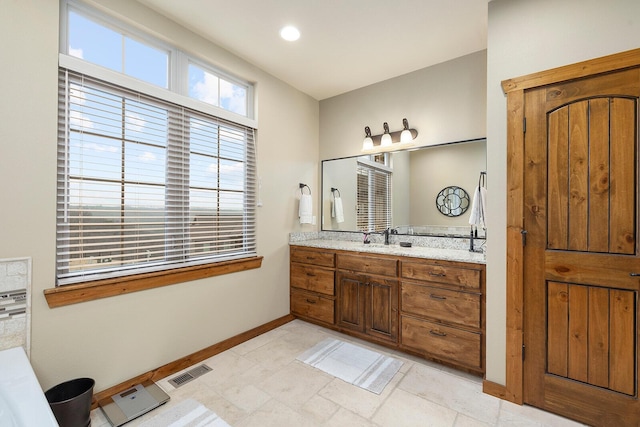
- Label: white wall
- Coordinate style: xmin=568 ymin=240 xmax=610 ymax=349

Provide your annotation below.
xmin=409 ymin=141 xmax=486 ymax=226
xmin=486 ymin=0 xmax=640 ymax=384
xmin=319 ymin=51 xmax=487 ymax=160
xmin=0 ymin=0 xmax=319 ymax=391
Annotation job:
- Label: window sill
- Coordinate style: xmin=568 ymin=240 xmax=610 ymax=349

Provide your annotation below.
xmin=44 ymin=256 xmax=263 ymax=308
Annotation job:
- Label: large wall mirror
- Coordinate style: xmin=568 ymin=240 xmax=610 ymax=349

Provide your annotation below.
xmin=321 ymin=138 xmax=486 ymax=237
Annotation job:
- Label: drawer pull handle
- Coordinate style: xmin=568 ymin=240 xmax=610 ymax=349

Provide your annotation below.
xmin=306 ymin=256 xmax=316 ymax=260
xmin=429 ymin=272 xmax=446 ymax=277
xmin=429 ymin=330 xmax=447 ymax=337
xmin=630 ymin=273 xmax=640 ymax=277
xmin=429 ymin=294 xmax=447 ymax=300
xmin=306 ymin=272 xmax=316 ymax=277
xmin=306 ymin=298 xmax=317 ymax=304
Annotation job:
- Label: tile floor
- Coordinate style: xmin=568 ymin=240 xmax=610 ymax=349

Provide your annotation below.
xmin=90 ymin=319 xmax=587 ymax=427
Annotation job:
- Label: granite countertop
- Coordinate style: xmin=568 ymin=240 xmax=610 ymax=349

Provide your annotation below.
xmin=290 ymin=239 xmax=486 ymax=265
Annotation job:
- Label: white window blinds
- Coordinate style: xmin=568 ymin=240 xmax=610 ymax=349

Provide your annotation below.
xmin=356 ymin=162 xmax=391 ymax=232
xmin=56 ymin=68 xmax=256 ymax=285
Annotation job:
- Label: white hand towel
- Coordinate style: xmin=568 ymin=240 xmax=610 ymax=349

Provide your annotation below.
xmin=468 ymin=186 xmax=487 ymax=229
xmin=333 ymin=196 xmax=345 ymax=223
xmin=299 ymin=194 xmax=313 ymax=224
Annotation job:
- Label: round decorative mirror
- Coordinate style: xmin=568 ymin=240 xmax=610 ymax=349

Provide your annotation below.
xmin=436 ymin=186 xmax=470 ymax=217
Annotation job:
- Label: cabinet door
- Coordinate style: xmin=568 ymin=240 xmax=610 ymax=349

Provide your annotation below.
xmin=336 ymin=271 xmax=365 ymax=332
xmin=367 ymin=277 xmax=398 ymax=343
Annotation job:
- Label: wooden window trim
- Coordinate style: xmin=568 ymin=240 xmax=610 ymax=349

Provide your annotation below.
xmin=44 ymin=256 xmax=263 ymax=308
xmin=501 ymin=47 xmax=640 ymax=405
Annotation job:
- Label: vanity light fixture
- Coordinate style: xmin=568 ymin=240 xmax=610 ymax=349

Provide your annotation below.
xmin=361 ymin=118 xmax=418 ymax=152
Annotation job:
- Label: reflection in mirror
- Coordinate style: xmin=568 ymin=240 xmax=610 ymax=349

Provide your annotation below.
xmin=321 ymin=138 xmax=486 ymax=237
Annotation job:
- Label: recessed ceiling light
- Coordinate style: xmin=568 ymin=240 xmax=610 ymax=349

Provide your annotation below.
xmin=280 ymin=25 xmax=300 ymax=41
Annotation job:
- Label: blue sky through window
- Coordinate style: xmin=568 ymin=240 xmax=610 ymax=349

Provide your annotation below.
xmin=68 ymin=9 xmax=249 ymax=116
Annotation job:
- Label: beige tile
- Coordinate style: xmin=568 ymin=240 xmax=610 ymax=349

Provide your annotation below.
xmin=258 ymin=361 xmax=334 ymax=408
xmin=216 ymin=359 xmax=277 ymax=391
xmin=93 ymin=321 xmax=597 ymax=427
xmin=325 ymin=407 xmax=380 ymax=427
xmin=218 ymin=383 xmax=271 ymax=413
xmin=197 ymin=350 xmax=259 ymax=390
xmin=195 ymin=392 xmax=250 ymax=426
xmin=399 ymin=363 xmax=500 ymax=425
xmin=317 ymin=368 xmax=403 ymax=420
xmin=242 ymin=336 xmax=310 ymax=372
xmin=300 ymin=394 xmax=340 ymax=424
xmin=232 ymin=327 xmax=292 ymax=356
xmin=498 ymin=400 xmax=587 ymax=427
xmin=373 ymin=388 xmax=458 ymax=427
xmin=234 ymin=398 xmax=317 ymax=427
xmin=455 ymin=413 xmax=495 ymax=427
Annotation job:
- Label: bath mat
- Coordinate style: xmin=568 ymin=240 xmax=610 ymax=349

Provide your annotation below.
xmin=297 ymin=338 xmax=403 ymax=394
xmin=139 ymin=398 xmax=230 ymax=427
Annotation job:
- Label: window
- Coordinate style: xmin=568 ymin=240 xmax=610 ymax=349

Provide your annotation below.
xmin=188 ymin=62 xmax=248 ymax=116
xmin=57 ymin=70 xmax=256 ymax=285
xmin=67 ymin=9 xmax=169 ymax=88
xmin=63 ymin=1 xmax=253 ymax=119
xmin=356 ymin=157 xmax=391 ymax=232
xmin=55 ymin=2 xmax=258 ymax=287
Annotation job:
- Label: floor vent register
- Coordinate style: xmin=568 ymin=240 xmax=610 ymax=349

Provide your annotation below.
xmin=168 ymin=364 xmax=212 ymax=388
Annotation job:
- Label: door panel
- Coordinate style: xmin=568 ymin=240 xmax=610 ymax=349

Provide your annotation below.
xmin=367 ymin=277 xmax=398 ymax=342
xmin=524 ymin=67 xmax=640 ymax=425
xmin=337 ymin=272 xmax=364 ymax=331
xmin=545 ymin=282 xmax=636 ymax=395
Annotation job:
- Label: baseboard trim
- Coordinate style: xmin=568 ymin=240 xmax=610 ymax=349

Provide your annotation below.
xmin=91 ymin=314 xmax=295 ymax=409
xmin=483 ymin=379 xmax=512 ymax=401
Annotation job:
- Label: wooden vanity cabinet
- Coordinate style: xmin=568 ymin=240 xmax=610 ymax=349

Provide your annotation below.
xmin=289 ymin=245 xmax=485 ymax=375
xmin=336 ymin=253 xmax=398 ymax=344
xmin=399 ymin=259 xmax=485 ymax=373
xmin=336 ymin=270 xmax=398 ymax=344
xmin=290 ymin=247 xmax=335 ymax=326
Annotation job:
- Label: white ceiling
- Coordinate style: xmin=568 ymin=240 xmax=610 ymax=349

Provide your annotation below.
xmin=137 ymin=0 xmax=489 ymax=100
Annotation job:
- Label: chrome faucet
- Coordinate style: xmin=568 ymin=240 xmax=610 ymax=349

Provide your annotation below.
xmin=384 ymin=228 xmax=390 ymax=245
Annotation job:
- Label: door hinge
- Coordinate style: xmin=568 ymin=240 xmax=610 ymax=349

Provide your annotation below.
xmin=521 ymin=229 xmax=528 ymax=246
xmin=523 ymin=117 xmax=527 ymax=133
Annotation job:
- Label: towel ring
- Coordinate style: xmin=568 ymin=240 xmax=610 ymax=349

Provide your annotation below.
xmin=299 ymin=183 xmax=311 ymax=195
xmin=331 ymin=187 xmax=341 ymax=197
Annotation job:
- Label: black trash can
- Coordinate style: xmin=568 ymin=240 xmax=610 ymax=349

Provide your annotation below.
xmin=45 ymin=377 xmax=95 ymax=427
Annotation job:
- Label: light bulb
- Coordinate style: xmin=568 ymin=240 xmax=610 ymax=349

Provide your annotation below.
xmin=400 ymin=129 xmax=412 ymax=143
xmin=400 ymin=118 xmax=413 ymax=143
xmin=381 ymin=122 xmax=392 ymax=147
xmin=362 ymin=126 xmax=374 ymax=150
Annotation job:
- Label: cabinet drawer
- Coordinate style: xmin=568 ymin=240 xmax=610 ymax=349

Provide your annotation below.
xmin=401 ymin=282 xmax=480 ymax=328
xmin=401 ymin=315 xmax=481 ymax=369
xmin=401 ymin=261 xmax=480 ymax=290
xmin=337 ymin=253 xmax=397 ymax=277
xmin=290 ymin=247 xmax=335 ymax=267
xmin=290 ymin=264 xmax=335 ymax=295
xmin=291 ymin=289 xmax=334 ymax=324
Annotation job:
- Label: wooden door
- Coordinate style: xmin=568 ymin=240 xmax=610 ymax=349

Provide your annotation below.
xmin=366 ymin=277 xmax=398 ymax=343
xmin=523 ymin=68 xmax=640 ymax=425
xmin=336 ymin=271 xmax=365 ymax=332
